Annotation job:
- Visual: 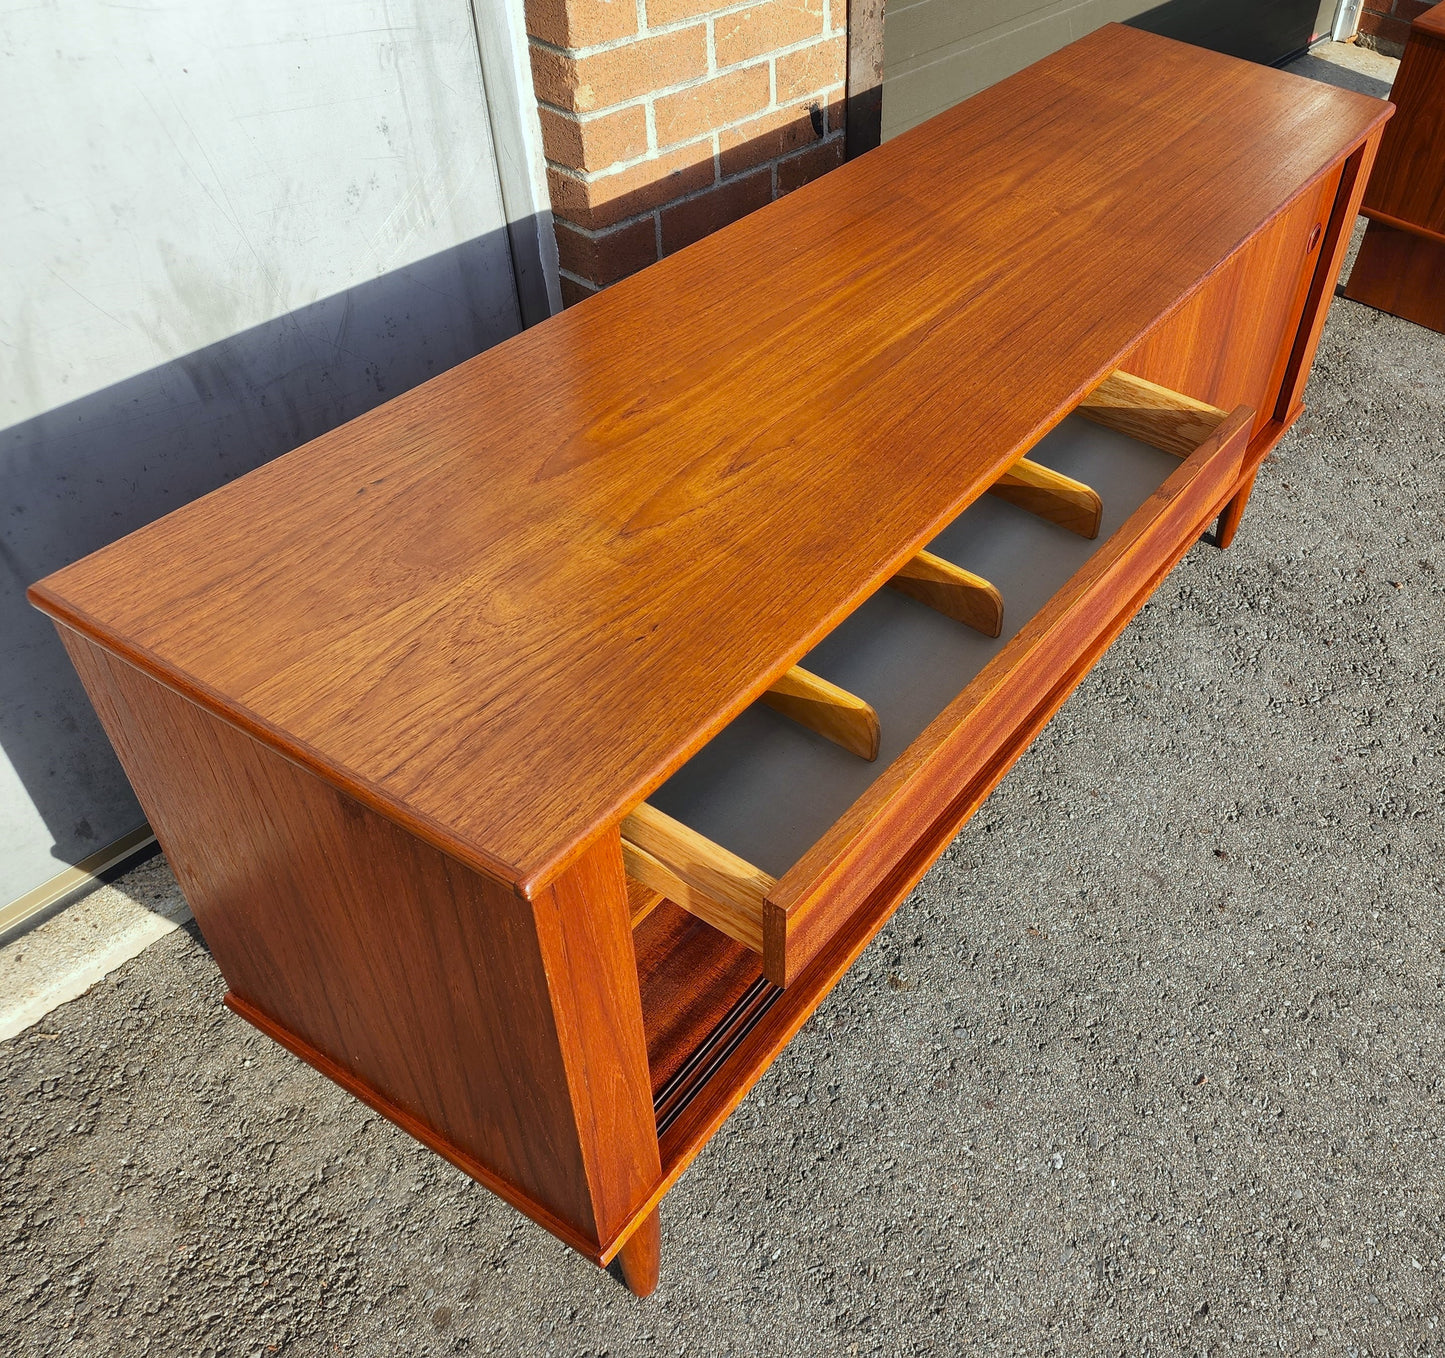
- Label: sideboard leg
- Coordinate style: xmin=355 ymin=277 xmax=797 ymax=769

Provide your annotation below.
xmin=615 ymin=1210 xmax=661 ymax=1297
xmin=1214 ymin=468 xmax=1258 ymax=549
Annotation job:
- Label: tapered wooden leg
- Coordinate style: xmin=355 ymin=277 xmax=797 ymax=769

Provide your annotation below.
xmin=1214 ymin=468 xmax=1258 ymax=549
xmin=615 ymin=1210 xmax=661 ymax=1297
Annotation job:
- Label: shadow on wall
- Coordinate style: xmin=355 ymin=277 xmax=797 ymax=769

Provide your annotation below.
xmin=1 ymin=224 xmax=532 ymax=893
xmin=1128 ymin=0 xmax=1332 ymax=65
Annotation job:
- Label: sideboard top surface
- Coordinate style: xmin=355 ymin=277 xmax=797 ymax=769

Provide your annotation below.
xmin=31 ymin=25 xmax=1387 ymax=898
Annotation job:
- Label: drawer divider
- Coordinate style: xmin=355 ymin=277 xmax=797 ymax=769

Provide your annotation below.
xmin=888 ymin=550 xmax=1003 ymax=637
xmin=1078 ymin=369 xmax=1228 ymax=456
xmin=622 ymin=803 xmax=772 ymax=954
xmin=760 ymin=665 xmax=880 ymax=761
xmin=987 ymin=457 xmax=1102 ymax=538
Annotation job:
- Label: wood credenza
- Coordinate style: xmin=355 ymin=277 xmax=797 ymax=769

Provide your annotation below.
xmin=30 ymin=27 xmax=1387 ymax=1296
xmin=1343 ymin=0 xmax=1445 ymax=331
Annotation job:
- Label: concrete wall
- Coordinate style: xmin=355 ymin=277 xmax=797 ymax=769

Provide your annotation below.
xmin=883 ymin=0 xmax=1340 ymax=139
xmin=1 ymin=0 xmax=553 ymax=903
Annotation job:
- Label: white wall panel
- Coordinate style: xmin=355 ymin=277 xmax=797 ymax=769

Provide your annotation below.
xmin=1 ymin=0 xmax=532 ymax=902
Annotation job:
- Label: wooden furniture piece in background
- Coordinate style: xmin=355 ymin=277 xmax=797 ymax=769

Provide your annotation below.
xmin=1344 ymin=0 xmax=1445 ymax=331
xmin=29 ymin=27 xmax=1387 ymax=1296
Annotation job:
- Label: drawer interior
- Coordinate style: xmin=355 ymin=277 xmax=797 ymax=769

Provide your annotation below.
xmin=639 ymin=410 xmax=1180 ymax=879
xmin=626 ymin=370 xmax=1238 ymax=1109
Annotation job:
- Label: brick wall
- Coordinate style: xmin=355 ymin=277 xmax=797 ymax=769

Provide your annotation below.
xmin=1358 ymin=0 xmax=1434 ymax=52
xmin=525 ymin=0 xmax=848 ymax=304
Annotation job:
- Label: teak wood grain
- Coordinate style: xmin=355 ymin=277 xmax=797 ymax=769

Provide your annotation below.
xmin=642 ymin=411 xmax=1263 ymax=1213
xmin=1344 ymin=1 xmax=1445 ymax=332
xmin=28 ymin=26 xmax=1388 ymax=904
xmin=1356 ymin=0 xmax=1445 ymax=238
xmin=1076 ymin=370 xmax=1227 ymax=456
xmin=888 ymin=550 xmax=1003 ymax=637
xmin=633 ymin=898 xmax=764 ymax=1096
xmin=622 ymin=802 xmax=773 ymax=953
xmin=617 ymin=379 xmax=1252 ymax=990
xmin=615 ymin=1211 xmax=661 ymax=1297
xmin=987 ymin=457 xmax=1103 ymax=539
xmin=1122 ymin=166 xmax=1343 ymax=442
xmin=760 ymin=665 xmax=881 ymax=761
xmin=756 ymin=398 xmax=1254 ymax=985
xmin=1345 ymin=225 xmax=1445 ymax=333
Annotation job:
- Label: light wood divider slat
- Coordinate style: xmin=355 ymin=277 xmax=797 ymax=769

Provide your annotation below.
xmin=627 ymin=877 xmax=665 ymax=928
xmin=622 ymin=803 xmax=770 ymax=952
xmin=888 ymin=550 xmax=1004 ymax=637
xmin=988 ymin=458 xmax=1103 ymax=539
xmin=1078 ymin=369 xmax=1228 ymax=457
xmin=760 ymin=665 xmax=881 ymax=761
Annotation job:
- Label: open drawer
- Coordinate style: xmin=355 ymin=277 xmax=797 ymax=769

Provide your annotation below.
xmin=623 ymin=371 xmax=1252 ymax=988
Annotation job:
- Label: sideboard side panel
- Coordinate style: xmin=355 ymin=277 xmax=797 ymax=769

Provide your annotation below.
xmin=1359 ymin=22 xmax=1445 ymax=234
xmin=1344 ymin=224 xmax=1445 ymax=332
xmin=59 ymin=627 xmax=612 ymax=1248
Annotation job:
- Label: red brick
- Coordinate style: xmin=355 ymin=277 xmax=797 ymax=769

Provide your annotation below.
xmin=714 ymin=0 xmax=824 ymax=69
xmin=538 ymin=104 xmax=648 ymax=173
xmin=524 ymin=0 xmax=638 ymax=48
xmin=659 ymin=167 xmax=771 ymax=254
xmin=824 ymin=86 xmax=846 ymax=136
xmin=530 ymin=26 xmax=707 ymax=114
xmin=559 ymin=275 xmax=600 ymax=307
xmin=1396 ymin=0 xmax=1435 ymax=21
xmin=1358 ymin=11 xmax=1412 ymax=47
xmin=774 ymin=34 xmax=846 ymax=103
xmin=718 ymin=100 xmax=824 ymax=178
xmin=774 ymin=134 xmax=844 ymax=195
xmin=654 ymin=64 xmax=771 ymax=148
xmin=554 ymin=216 xmax=658 ymax=286
xmin=547 ymin=144 xmax=716 ymax=230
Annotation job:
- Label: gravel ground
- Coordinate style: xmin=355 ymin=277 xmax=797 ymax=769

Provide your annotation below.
xmin=5 ymin=276 xmax=1444 ymax=1354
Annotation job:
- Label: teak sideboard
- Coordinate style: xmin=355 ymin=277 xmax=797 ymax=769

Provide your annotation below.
xmin=31 ymin=27 xmax=1388 ymax=1295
